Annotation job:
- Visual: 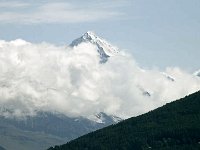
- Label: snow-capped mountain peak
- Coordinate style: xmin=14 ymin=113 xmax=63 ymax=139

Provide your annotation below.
xmin=82 ymin=31 xmax=97 ymax=41
xmin=69 ymin=31 xmax=119 ymax=63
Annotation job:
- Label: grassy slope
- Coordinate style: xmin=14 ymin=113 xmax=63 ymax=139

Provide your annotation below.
xmin=48 ymin=91 xmax=200 ymax=150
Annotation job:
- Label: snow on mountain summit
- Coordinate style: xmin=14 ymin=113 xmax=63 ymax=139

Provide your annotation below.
xmin=69 ymin=31 xmax=119 ymax=63
xmin=88 ymin=112 xmax=122 ymax=124
xmin=194 ymin=70 xmax=200 ymax=77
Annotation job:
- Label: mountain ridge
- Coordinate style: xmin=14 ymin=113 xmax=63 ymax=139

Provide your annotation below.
xmin=48 ymin=90 xmax=200 ymax=150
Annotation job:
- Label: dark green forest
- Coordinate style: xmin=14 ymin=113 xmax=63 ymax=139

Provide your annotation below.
xmin=48 ymin=91 xmax=200 ymax=150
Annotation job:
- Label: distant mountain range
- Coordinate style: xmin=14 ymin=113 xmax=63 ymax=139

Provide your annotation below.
xmin=0 ymin=31 xmax=199 ymax=150
xmin=48 ymin=90 xmax=200 ymax=150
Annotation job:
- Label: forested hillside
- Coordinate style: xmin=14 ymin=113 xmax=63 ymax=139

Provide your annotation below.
xmin=48 ymin=91 xmax=200 ymax=150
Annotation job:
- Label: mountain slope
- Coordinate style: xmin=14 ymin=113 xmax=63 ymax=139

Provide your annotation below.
xmin=0 ymin=112 xmax=119 ymax=150
xmin=48 ymin=91 xmax=200 ymax=150
xmin=0 ymin=146 xmax=6 ymax=150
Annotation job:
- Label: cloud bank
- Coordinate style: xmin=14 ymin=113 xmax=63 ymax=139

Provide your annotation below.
xmin=0 ymin=39 xmax=199 ymax=119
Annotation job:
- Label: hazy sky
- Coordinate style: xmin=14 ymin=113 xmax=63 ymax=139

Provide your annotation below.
xmin=0 ymin=0 xmax=199 ymax=71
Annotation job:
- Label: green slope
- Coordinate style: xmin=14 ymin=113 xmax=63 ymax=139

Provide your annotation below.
xmin=48 ymin=91 xmax=200 ymax=150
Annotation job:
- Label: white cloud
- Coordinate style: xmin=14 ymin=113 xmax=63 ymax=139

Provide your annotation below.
xmin=0 ymin=39 xmax=199 ymax=119
xmin=0 ymin=1 xmax=124 ymax=24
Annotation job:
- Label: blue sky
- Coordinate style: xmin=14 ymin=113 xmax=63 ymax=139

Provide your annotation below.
xmin=0 ymin=0 xmax=199 ymax=71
